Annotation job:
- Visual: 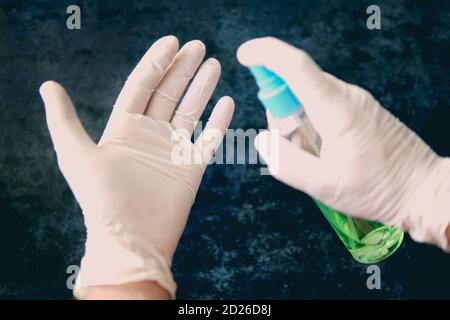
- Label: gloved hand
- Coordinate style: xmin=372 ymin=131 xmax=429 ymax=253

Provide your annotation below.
xmin=40 ymin=36 xmax=234 ymax=298
xmin=238 ymin=37 xmax=450 ymax=250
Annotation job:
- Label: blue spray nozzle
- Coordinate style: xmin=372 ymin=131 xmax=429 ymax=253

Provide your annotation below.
xmin=249 ymin=65 xmax=303 ymax=119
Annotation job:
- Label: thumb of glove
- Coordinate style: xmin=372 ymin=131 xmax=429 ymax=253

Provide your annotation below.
xmin=40 ymin=81 xmax=95 ymax=164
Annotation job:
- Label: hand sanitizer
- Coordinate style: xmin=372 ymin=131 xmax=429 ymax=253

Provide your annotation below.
xmin=249 ymin=66 xmax=404 ymax=263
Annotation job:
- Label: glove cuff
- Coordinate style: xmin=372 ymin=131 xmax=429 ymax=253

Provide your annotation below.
xmin=402 ymin=157 xmax=450 ymax=251
xmin=74 ymin=226 xmax=176 ymax=299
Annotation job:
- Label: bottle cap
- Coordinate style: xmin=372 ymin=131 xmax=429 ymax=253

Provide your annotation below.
xmin=249 ymin=66 xmax=303 ymax=119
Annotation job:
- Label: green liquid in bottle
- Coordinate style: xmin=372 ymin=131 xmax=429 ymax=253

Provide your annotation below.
xmin=292 ymin=115 xmax=404 ymax=263
xmin=314 ymin=200 xmax=404 ymax=263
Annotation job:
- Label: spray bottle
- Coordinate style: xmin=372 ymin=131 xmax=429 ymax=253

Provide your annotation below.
xmin=249 ymin=66 xmax=403 ymax=263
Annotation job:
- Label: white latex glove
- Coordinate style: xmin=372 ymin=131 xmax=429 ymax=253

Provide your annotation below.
xmin=238 ymin=37 xmax=450 ymax=250
xmin=40 ymin=36 xmax=234 ymax=298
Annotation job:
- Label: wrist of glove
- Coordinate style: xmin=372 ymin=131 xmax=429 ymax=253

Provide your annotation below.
xmin=75 ymin=222 xmax=177 ymax=299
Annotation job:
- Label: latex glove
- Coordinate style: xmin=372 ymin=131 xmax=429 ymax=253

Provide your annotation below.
xmin=40 ymin=36 xmax=235 ymax=298
xmin=238 ymin=37 xmax=450 ymax=250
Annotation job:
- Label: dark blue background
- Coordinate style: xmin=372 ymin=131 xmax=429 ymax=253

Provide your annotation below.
xmin=0 ymin=0 xmax=449 ymax=299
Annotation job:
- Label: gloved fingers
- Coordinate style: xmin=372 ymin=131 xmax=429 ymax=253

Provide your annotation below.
xmin=145 ymin=40 xmax=206 ymax=120
xmin=254 ymin=130 xmax=322 ymax=197
xmin=194 ymin=96 xmax=234 ymax=165
xmin=40 ymin=81 xmax=96 ymax=160
xmin=114 ymin=36 xmax=179 ymax=114
xmin=237 ymin=37 xmax=340 ymax=131
xmin=171 ymin=58 xmax=221 ymax=138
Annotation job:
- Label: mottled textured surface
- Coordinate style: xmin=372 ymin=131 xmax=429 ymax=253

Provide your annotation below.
xmin=0 ymin=0 xmax=449 ymax=299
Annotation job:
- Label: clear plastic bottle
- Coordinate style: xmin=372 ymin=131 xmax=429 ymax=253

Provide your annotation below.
xmin=249 ymin=66 xmax=404 ymax=263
